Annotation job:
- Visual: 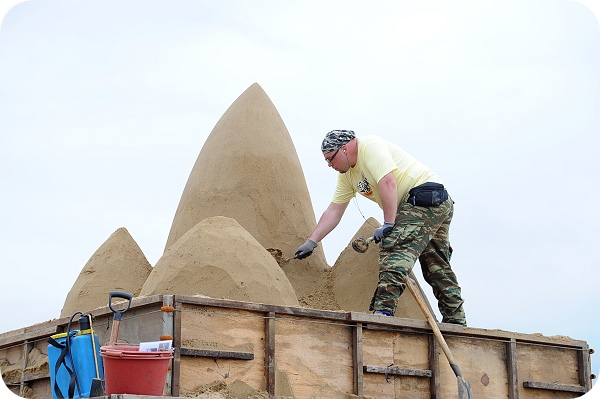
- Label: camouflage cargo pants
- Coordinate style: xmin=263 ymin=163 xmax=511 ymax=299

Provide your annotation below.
xmin=369 ymin=198 xmax=466 ymax=325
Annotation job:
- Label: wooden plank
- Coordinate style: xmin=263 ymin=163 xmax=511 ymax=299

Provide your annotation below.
xmin=506 ymin=338 xmax=519 ymax=399
xmin=178 ymin=295 xmax=349 ymax=321
xmin=265 ymin=311 xmax=275 ymax=399
xmin=0 ymin=327 xmax=57 ymax=348
xmin=66 ymin=295 xmax=165 ymax=330
xmin=351 ymin=311 xmax=587 ymax=349
xmin=523 ymin=381 xmax=586 ymax=393
xmin=364 ymin=365 xmax=432 ymax=378
xmin=429 ymin=334 xmax=440 ymax=399
xmin=352 ymin=312 xmax=431 ymax=331
xmin=180 ymin=347 xmax=254 ymax=360
xmin=352 ymin=322 xmax=363 ymax=396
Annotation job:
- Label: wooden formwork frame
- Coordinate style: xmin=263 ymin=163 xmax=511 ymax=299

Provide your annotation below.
xmin=0 ymin=295 xmax=593 ymax=399
xmin=169 ymin=296 xmax=592 ymax=399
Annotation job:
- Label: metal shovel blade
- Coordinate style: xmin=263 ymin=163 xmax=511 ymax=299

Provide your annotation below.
xmin=458 ymin=375 xmax=474 ymax=399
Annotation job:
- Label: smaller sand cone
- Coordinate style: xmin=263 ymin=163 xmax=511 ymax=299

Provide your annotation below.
xmin=60 ymin=228 xmax=152 ymax=318
xmin=331 ymin=218 xmax=430 ymax=319
xmin=141 ymin=216 xmax=299 ymax=306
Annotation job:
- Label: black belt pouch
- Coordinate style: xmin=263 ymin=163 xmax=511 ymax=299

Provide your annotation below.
xmin=407 ymin=182 xmax=449 ymax=207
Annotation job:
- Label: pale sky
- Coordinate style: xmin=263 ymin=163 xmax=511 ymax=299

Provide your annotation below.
xmin=1 ymin=0 xmax=599 ymax=392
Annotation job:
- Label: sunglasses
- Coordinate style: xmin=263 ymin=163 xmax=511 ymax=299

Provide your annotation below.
xmin=325 ymin=147 xmax=342 ymax=163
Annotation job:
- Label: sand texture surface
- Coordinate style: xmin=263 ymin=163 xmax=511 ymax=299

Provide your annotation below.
xmin=60 ymin=227 xmax=152 ymax=318
xmin=164 ymin=83 xmax=328 ymax=275
xmin=140 ymin=216 xmax=298 ymax=306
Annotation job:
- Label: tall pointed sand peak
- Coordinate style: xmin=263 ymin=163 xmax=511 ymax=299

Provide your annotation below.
xmin=164 ymin=83 xmax=329 ymax=285
xmin=60 ymin=227 xmax=152 ymax=318
xmin=330 ymin=218 xmax=432 ymax=320
xmin=141 ymin=216 xmax=299 ymax=306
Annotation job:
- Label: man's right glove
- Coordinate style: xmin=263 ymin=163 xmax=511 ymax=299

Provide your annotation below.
xmin=294 ymin=239 xmax=318 ymax=259
xmin=373 ymin=222 xmax=395 ymax=243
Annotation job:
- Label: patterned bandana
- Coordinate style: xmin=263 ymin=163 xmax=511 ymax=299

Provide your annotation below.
xmin=321 ymin=130 xmax=356 ymax=154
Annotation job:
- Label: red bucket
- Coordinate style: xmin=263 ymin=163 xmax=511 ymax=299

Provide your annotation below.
xmin=100 ymin=345 xmax=173 ymax=395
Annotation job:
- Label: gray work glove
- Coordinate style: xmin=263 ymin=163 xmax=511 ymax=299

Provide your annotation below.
xmin=373 ymin=222 xmax=395 ymax=243
xmin=294 ymin=239 xmax=318 ymax=259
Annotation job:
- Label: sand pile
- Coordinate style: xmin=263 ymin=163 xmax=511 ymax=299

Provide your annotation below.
xmin=330 ymin=218 xmax=427 ymax=320
xmin=164 ymin=83 xmax=329 ymax=286
xmin=140 ymin=216 xmax=298 ymax=306
xmin=180 ymin=380 xmax=269 ymax=399
xmin=60 ymin=227 xmax=152 ymax=318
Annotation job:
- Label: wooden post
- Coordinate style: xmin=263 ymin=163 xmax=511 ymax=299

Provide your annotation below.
xmin=352 ymin=322 xmax=363 ymax=396
xmin=429 ymin=334 xmax=440 ymax=399
xmin=20 ymin=341 xmax=31 ymax=398
xmin=506 ymin=339 xmax=519 ymax=399
xmin=265 ymin=311 xmax=276 ymax=399
xmin=162 ymin=295 xmax=175 ymax=396
xmin=578 ymin=343 xmax=592 ymax=392
xmin=171 ymin=300 xmax=183 ymax=397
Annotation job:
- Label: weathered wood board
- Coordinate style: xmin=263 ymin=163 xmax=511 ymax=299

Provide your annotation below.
xmin=274 ymin=315 xmax=354 ymax=398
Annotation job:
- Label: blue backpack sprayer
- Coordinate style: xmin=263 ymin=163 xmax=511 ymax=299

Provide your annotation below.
xmin=47 ymin=312 xmax=103 ymax=399
xmin=47 ymin=291 xmax=133 ymax=399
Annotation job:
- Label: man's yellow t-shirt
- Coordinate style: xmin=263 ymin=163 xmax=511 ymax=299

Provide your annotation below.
xmin=332 ymin=135 xmax=442 ymax=208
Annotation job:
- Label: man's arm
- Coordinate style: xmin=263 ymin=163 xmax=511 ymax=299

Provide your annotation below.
xmin=309 ymin=201 xmax=349 ymax=242
xmin=372 ymin=172 xmax=398 ymax=241
xmin=295 ymin=201 xmax=349 ymax=259
xmin=378 ymin=172 xmax=398 ymax=224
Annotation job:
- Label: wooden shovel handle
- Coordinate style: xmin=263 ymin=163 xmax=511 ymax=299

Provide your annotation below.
xmin=108 ymin=320 xmax=121 ymax=346
xmin=404 ymin=276 xmax=460 ymax=372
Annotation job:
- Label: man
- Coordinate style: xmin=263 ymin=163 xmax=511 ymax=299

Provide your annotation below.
xmin=294 ymin=130 xmax=466 ymax=325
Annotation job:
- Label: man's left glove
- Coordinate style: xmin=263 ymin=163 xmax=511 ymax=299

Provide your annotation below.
xmin=294 ymin=239 xmax=318 ymax=259
xmin=373 ymin=222 xmax=395 ymax=243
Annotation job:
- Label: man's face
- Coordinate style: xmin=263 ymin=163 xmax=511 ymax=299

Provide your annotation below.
xmin=324 ymin=146 xmax=347 ymax=173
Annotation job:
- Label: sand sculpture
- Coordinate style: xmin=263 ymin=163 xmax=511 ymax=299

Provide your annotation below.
xmin=140 ymin=216 xmax=299 ymax=306
xmin=60 ymin=227 xmax=152 ymax=318
xmin=60 ymin=82 xmax=430 ymax=324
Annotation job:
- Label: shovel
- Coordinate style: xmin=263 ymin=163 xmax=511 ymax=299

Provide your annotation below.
xmin=89 ymin=291 xmax=133 ymax=397
xmin=404 ymin=277 xmax=474 ymax=399
xmin=108 ymin=291 xmax=133 ymax=346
